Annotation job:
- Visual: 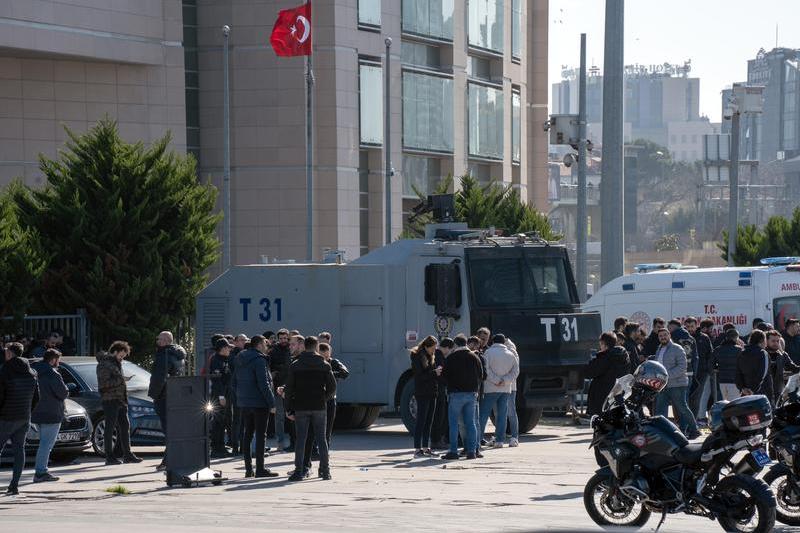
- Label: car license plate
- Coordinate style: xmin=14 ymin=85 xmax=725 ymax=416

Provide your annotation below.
xmin=56 ymin=432 xmax=82 ymax=442
xmin=751 ymin=448 xmax=770 ymax=467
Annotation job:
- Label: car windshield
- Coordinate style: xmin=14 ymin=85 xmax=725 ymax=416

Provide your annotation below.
xmin=468 ymin=250 xmax=573 ymax=308
xmin=69 ymin=361 xmax=151 ymax=391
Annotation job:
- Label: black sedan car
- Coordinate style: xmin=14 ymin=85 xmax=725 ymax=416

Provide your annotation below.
xmin=57 ymin=357 xmax=164 ymax=456
xmin=1 ymin=398 xmax=92 ymax=463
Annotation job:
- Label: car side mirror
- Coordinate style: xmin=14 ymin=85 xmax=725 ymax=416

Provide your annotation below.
xmin=67 ymin=382 xmax=80 ymax=397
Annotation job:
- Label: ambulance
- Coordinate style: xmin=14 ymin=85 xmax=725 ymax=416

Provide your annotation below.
xmin=583 ymin=258 xmax=800 ymax=336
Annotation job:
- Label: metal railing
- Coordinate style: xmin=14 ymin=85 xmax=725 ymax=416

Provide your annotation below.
xmin=2 ymin=309 xmax=91 ymax=355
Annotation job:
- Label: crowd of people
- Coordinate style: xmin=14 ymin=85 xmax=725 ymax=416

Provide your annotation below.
xmin=585 ymin=314 xmax=800 ymax=438
xmin=409 ymin=327 xmax=520 ymax=460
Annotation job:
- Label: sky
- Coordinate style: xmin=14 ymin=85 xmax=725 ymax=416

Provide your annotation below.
xmin=548 ymin=0 xmax=800 ymax=122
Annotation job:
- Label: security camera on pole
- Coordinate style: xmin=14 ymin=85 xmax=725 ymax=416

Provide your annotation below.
xmin=270 ymin=2 xmax=314 ymax=260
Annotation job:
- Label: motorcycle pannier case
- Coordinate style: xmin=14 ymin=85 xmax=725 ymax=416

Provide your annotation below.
xmin=721 ymin=395 xmax=772 ymax=432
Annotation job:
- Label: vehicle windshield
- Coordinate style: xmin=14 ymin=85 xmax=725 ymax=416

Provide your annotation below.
xmin=602 ymin=374 xmax=634 ymax=411
xmin=468 ymin=250 xmax=573 ymax=308
xmin=774 ymin=296 xmax=800 ymax=331
xmin=69 ymin=361 xmax=152 ymax=392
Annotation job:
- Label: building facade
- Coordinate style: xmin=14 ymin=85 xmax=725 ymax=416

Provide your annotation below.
xmin=194 ymin=0 xmax=549 ymax=267
xmin=552 ymin=62 xmax=713 ymax=162
xmin=0 ymin=1 xmax=186 ymax=188
xmin=0 ymin=0 xmax=550 ymax=269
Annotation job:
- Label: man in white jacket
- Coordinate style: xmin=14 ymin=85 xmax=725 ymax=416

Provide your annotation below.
xmin=504 ymin=339 xmax=520 ymax=447
xmin=478 ymin=334 xmax=519 ymax=448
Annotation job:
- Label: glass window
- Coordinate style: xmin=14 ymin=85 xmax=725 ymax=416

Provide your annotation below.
xmin=512 ymin=90 xmax=521 ymax=163
xmin=401 ymin=41 xmax=440 ymax=69
xmin=66 ymin=362 xmax=151 ymax=392
xmin=359 ymin=63 xmax=383 ymax=145
xmin=467 ymin=253 xmax=572 ymax=308
xmin=403 ymin=155 xmax=442 ymax=197
xmin=466 ymin=56 xmax=491 ymax=80
xmin=511 ymin=0 xmax=521 ymax=59
xmin=468 ymin=83 xmax=503 ymax=159
xmin=402 ymin=72 xmax=454 ymax=152
xmin=468 ymin=0 xmax=503 ymax=53
xmin=402 ymin=0 xmax=454 ymax=41
xmin=358 ymin=0 xmax=381 ymax=27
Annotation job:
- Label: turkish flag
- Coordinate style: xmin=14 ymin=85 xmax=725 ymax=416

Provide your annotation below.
xmin=270 ymin=2 xmax=312 ymax=57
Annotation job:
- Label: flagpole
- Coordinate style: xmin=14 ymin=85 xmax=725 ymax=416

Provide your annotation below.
xmin=305 ymin=53 xmax=314 ymax=261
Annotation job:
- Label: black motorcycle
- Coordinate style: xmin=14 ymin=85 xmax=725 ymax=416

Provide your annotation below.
xmin=764 ymin=373 xmax=800 ymax=525
xmin=584 ymin=374 xmax=776 ymax=532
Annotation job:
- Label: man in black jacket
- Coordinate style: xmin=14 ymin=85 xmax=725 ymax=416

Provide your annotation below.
xmin=430 ymin=337 xmax=454 ymax=449
xmin=642 ymin=317 xmax=666 ymax=357
xmin=784 ymin=319 xmax=800 ymax=364
xmin=623 ymin=322 xmax=642 ymax=374
xmin=269 ymin=329 xmax=292 ymax=451
xmin=209 ymin=338 xmax=234 ymax=458
xmin=585 ymin=332 xmax=630 ymax=416
xmin=0 ymin=342 xmax=39 ymax=495
xmin=767 ymin=329 xmax=799 ymax=403
xmin=687 ymin=317 xmax=714 ymax=421
xmin=714 ymin=329 xmax=743 ymax=400
xmin=441 ymin=336 xmax=483 ymax=460
xmin=147 ymin=331 xmax=186 ymax=471
xmin=284 ymin=336 xmax=336 ymax=481
xmin=736 ymin=330 xmax=773 ymax=401
xmin=31 ymin=349 xmax=69 ymax=482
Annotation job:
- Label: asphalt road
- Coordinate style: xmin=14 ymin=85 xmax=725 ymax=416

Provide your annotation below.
xmin=1 ymin=418 xmax=797 ymax=532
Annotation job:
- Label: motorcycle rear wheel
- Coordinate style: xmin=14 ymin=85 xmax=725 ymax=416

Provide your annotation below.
xmin=763 ymin=467 xmax=800 ymax=526
xmin=583 ymin=472 xmax=651 ymax=529
xmin=715 ymin=474 xmax=776 ymax=533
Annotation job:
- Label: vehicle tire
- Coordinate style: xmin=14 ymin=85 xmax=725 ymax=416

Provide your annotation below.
xmin=583 ymin=472 xmax=651 ymax=529
xmin=518 ymin=407 xmax=543 ymax=433
xmin=399 ymin=378 xmax=416 ymax=434
xmin=356 ymin=406 xmax=382 ymax=430
xmin=333 ymin=405 xmax=354 ymax=430
xmin=91 ymin=416 xmax=118 ymax=457
xmin=762 ymin=467 xmax=800 ymax=526
xmin=715 ymin=474 xmax=776 ymax=533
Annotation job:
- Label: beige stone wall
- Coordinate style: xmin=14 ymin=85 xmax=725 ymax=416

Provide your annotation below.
xmin=0 ymin=0 xmax=186 ymax=187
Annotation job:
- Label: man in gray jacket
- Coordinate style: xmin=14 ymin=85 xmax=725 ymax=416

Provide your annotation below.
xmin=653 ymin=328 xmax=699 ymax=438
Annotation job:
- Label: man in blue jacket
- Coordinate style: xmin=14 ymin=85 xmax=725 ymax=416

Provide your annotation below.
xmin=31 ymin=349 xmax=69 ymax=483
xmin=232 ymin=335 xmax=278 ymax=478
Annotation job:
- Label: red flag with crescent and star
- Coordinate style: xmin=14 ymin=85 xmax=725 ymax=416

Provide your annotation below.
xmin=270 ymin=2 xmax=312 ymax=57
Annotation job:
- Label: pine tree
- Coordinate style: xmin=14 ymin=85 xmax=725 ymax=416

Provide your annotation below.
xmin=0 ymin=182 xmax=46 ymax=322
xmin=13 ymin=119 xmax=221 ymax=358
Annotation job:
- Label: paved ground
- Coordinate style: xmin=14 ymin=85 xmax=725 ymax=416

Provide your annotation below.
xmin=1 ymin=418 xmax=796 ymax=532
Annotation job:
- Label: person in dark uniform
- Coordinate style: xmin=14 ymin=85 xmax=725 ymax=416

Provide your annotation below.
xmin=147 ymin=331 xmax=186 ymax=471
xmin=209 ymin=337 xmax=235 ymax=458
xmin=430 ymin=337 xmax=454 ymax=450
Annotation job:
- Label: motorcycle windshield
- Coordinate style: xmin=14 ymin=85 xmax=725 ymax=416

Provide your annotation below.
xmin=602 ymin=374 xmax=634 ymax=411
xmin=781 ymin=373 xmax=800 ymax=406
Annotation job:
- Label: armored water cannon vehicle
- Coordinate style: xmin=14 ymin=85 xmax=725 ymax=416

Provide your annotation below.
xmin=196 ymin=195 xmax=601 ymax=432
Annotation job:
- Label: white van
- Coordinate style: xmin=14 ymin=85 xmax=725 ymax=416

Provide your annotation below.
xmin=583 ymin=258 xmax=800 ymax=336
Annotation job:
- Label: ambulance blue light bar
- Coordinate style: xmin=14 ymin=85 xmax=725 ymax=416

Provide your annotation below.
xmin=760 ymin=257 xmax=800 ymax=266
xmin=634 ymin=263 xmax=682 ymax=273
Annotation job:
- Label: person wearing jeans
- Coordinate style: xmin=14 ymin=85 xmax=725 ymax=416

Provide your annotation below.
xmin=410 ymin=336 xmax=439 ymax=457
xmin=505 ymin=339 xmax=520 ymax=446
xmin=268 ymin=329 xmax=293 ymax=450
xmin=232 ymin=335 xmax=278 ymax=478
xmin=653 ymin=328 xmax=699 ymax=438
xmin=440 ymin=336 xmax=483 ymax=460
xmin=0 ymin=342 xmax=38 ymax=495
xmin=284 ymin=336 xmax=336 ymax=481
xmin=479 ymin=335 xmax=518 ymax=447
xmin=31 ymin=349 xmax=69 ymax=482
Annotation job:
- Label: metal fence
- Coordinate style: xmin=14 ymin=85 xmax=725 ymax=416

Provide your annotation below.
xmin=2 ymin=309 xmax=92 ymax=355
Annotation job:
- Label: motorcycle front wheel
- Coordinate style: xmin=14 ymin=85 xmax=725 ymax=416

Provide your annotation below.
xmin=714 ymin=474 xmax=776 ymax=533
xmin=583 ymin=472 xmax=651 ymax=529
xmin=763 ymin=466 xmax=800 ymax=526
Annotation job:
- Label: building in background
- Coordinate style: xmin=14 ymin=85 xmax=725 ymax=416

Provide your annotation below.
xmin=0 ymin=1 xmax=186 ymax=188
xmin=0 ymin=0 xmax=550 ymax=269
xmin=552 ymin=61 xmax=714 ymax=161
xmin=194 ymin=0 xmax=549 ymax=268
